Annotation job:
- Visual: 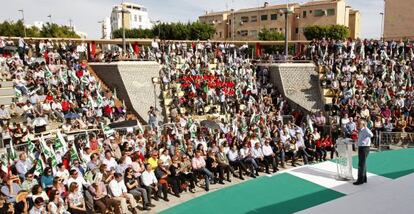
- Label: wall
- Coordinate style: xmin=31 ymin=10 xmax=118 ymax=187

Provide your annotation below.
xmin=89 ymin=61 xmax=162 ymax=124
xmin=349 ymin=11 xmax=360 ymax=39
xmin=384 ymin=0 xmax=414 ymax=40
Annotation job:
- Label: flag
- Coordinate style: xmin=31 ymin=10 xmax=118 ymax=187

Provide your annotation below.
xmin=81 ymin=76 xmax=89 ymax=85
xmin=15 ymin=88 xmax=22 ymax=97
xmin=8 ymin=141 xmax=17 ymax=163
xmin=137 ymin=121 xmax=144 ymax=133
xmin=385 ymin=87 xmax=391 ymax=102
xmin=248 ymin=96 xmax=256 ymax=104
xmin=40 ymin=136 xmax=57 ymax=168
xmin=95 ymin=92 xmax=103 ymax=108
xmin=69 ymin=70 xmax=79 ymax=83
xmin=44 ymin=65 xmax=53 ymax=79
xmin=70 ymin=144 xmax=79 ymax=163
xmin=34 ymin=158 xmax=44 ymax=176
xmin=250 ymin=111 xmax=261 ymax=124
xmin=27 ymin=138 xmax=36 ymax=161
xmin=55 ymin=130 xmax=68 ymax=154
xmin=0 ymin=154 xmax=8 ymax=174
xmin=101 ymin=123 xmax=114 ymax=137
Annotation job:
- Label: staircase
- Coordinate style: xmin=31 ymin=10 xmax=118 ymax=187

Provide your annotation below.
xmin=262 ymin=63 xmax=324 ymax=113
xmin=0 ymin=81 xmax=15 ymax=105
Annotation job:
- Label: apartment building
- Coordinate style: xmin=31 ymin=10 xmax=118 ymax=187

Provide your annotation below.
xmin=199 ymin=0 xmax=360 ymax=40
xmin=384 ymin=0 xmax=414 ymax=40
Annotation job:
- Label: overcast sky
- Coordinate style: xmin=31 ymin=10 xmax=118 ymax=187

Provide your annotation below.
xmin=0 ymin=0 xmax=384 ymax=39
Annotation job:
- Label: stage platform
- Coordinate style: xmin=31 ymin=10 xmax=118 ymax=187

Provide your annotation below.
xmin=160 ymin=149 xmax=414 ymax=214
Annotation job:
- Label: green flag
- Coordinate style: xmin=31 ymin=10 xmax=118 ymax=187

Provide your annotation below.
xmin=27 ymin=138 xmax=36 ymax=161
xmin=70 ymin=145 xmax=79 ymax=163
xmin=8 ymin=141 xmax=17 ymax=163
xmin=55 ymin=130 xmax=68 ymax=154
xmin=40 ymin=137 xmax=57 ymax=168
xmin=0 ymin=154 xmax=8 ymax=174
xmin=44 ymin=66 xmax=53 ymax=79
xmin=34 ymin=158 xmax=44 ymax=176
xmin=101 ymin=123 xmax=114 ymax=137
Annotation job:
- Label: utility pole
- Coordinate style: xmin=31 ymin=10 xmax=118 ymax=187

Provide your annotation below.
xmin=380 ymin=12 xmax=384 ymax=42
xmin=18 ymin=9 xmax=26 ymax=37
xmin=284 ymin=0 xmax=289 ymax=61
xmin=69 ymin=19 xmax=73 ymax=31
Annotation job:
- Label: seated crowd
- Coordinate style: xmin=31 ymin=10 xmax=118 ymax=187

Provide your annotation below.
xmin=1 ymin=37 xmax=409 ymax=213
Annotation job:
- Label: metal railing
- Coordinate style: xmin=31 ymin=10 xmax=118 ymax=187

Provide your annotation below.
xmin=378 ymin=131 xmax=414 ymax=151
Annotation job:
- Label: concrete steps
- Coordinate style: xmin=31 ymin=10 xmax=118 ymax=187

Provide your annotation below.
xmin=263 ymin=63 xmax=324 ymax=113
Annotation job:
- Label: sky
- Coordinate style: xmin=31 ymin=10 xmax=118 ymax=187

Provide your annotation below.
xmin=0 ymin=0 xmax=384 ymax=39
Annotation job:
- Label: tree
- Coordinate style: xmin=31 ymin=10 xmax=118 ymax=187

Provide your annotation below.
xmin=112 ymin=22 xmax=215 ymax=40
xmin=258 ymin=28 xmax=287 ymax=54
xmin=0 ymin=20 xmax=79 ymax=38
xmin=258 ymin=28 xmax=285 ymax=41
xmin=303 ymin=25 xmax=349 ymax=40
xmin=40 ymin=23 xmax=80 ymax=38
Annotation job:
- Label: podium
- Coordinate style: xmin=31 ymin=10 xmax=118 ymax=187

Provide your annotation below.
xmin=335 ymin=138 xmax=354 ymax=181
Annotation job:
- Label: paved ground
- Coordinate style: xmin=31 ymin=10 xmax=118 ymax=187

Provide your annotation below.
xmin=148 ymin=161 xmax=315 ymax=213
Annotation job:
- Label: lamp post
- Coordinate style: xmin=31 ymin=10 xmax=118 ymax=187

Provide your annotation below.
xmin=380 ymin=12 xmax=384 ymax=42
xmin=279 ymin=3 xmax=292 ymax=61
xmin=231 ymin=9 xmax=235 ymax=41
xmin=156 ymin=20 xmax=161 ymax=39
xmin=18 ymin=9 xmax=26 ymax=37
xmin=47 ymin=14 xmax=52 ymax=23
xmin=296 ymin=15 xmax=300 ymax=41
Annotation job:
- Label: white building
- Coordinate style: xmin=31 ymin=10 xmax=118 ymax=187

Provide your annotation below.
xmin=101 ymin=17 xmax=111 ymax=39
xmin=110 ymin=1 xmax=152 ymax=37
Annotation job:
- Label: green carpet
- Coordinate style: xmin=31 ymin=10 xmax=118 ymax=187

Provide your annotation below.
xmin=161 ymin=173 xmax=344 ymax=214
xmin=352 ymin=148 xmax=414 ymax=179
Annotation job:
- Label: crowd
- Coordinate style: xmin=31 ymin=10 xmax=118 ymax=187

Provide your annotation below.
xmin=0 ymin=36 xmax=411 ymax=213
xmin=311 ymin=38 xmax=414 ymax=145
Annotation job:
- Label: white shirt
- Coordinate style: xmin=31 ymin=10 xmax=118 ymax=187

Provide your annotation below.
xmin=239 ymin=147 xmax=251 ymax=159
xmin=56 ymin=169 xmax=69 ymax=185
xmin=67 ymin=176 xmax=89 ymax=193
xmin=227 ymin=150 xmax=239 ymax=161
xmin=141 ymin=170 xmax=157 ymax=187
xmin=109 ymin=179 xmax=128 ymax=197
xmin=262 ymin=144 xmax=273 ymax=156
xmin=252 ymin=147 xmax=264 ymax=159
xmin=102 ymin=157 xmax=118 ymax=171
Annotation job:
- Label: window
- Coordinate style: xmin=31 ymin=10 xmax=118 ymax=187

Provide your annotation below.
xmin=327 ymin=9 xmax=335 ymax=16
xmin=309 ymin=10 xmax=312 ymax=14
xmin=271 ymin=14 xmax=277 ymax=20
xmin=261 ymin=15 xmax=268 ymax=21
xmin=139 ymin=16 xmax=142 ymax=22
xmin=241 ymin=16 xmax=249 ymax=23
xmin=240 ymin=30 xmax=248 ymax=37
xmin=250 ymin=30 xmax=257 ymax=37
xmin=303 ymin=11 xmax=307 ymax=18
xmin=134 ymin=15 xmax=137 ymax=21
xmin=251 ymin=16 xmax=257 ymax=22
xmin=219 ymin=32 xmax=222 ymax=38
xmin=314 ymin=9 xmax=325 ymax=17
xmin=295 ymin=28 xmax=299 ymax=34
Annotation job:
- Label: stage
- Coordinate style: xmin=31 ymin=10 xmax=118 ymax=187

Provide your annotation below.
xmin=160 ymin=149 xmax=414 ymax=214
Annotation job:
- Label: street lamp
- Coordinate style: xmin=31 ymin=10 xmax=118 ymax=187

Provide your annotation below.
xmin=120 ymin=2 xmax=130 ymax=57
xmin=296 ymin=15 xmax=300 ymax=41
xmin=380 ymin=12 xmax=384 ymax=42
xmin=47 ymin=14 xmax=52 ymax=23
xmin=156 ymin=20 xmax=161 ymax=39
xmin=151 ymin=77 xmax=160 ymax=110
xmin=279 ymin=4 xmax=292 ymax=61
xmin=18 ymin=9 xmax=26 ymax=37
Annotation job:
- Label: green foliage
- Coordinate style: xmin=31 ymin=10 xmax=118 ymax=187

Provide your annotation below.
xmin=112 ymin=21 xmax=215 ymax=40
xmin=303 ymin=25 xmax=349 ymax=40
xmin=0 ymin=20 xmax=80 ymax=38
xmin=40 ymin=23 xmax=80 ymax=38
xmin=258 ymin=28 xmax=285 ymax=41
xmin=258 ymin=28 xmax=286 ymax=54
